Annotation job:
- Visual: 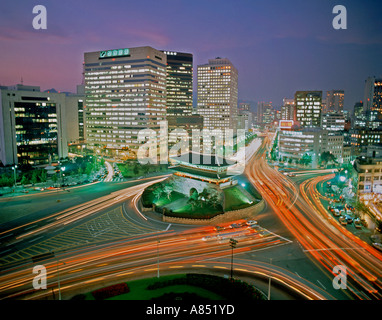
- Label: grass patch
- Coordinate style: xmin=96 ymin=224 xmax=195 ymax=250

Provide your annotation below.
xmin=75 ymin=274 xmax=223 ymax=300
xmin=117 ymin=161 xmax=168 ymax=178
xmin=171 ymin=202 xmax=223 ymax=219
xmin=72 ymin=274 xmax=264 ymax=300
xmin=223 ymin=186 xmax=253 ymax=211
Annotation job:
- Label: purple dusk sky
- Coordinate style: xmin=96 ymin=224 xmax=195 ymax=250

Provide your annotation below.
xmin=0 ymin=0 xmax=381 ymax=110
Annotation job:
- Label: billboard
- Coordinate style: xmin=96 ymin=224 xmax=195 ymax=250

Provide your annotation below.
xmin=279 ymin=120 xmax=294 ymax=129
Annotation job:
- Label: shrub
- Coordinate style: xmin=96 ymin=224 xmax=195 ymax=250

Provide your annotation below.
xmin=92 ymin=283 xmax=130 ymax=300
xmin=146 ymin=274 xmax=264 ymax=300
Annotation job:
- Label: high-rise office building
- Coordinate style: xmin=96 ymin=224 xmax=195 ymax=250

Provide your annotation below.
xmin=363 ymin=76 xmax=382 ymax=127
xmin=239 ymin=102 xmax=250 ymax=112
xmin=162 ymin=51 xmax=193 ymax=117
xmin=281 ymin=98 xmax=295 ymax=120
xmin=0 ymin=85 xmax=68 ymax=166
xmin=197 ymin=57 xmax=238 ymax=131
xmin=66 ymin=84 xmax=86 ymax=144
xmin=321 ymin=112 xmax=345 ymax=132
xmin=84 ymin=46 xmax=167 ymax=156
xmin=257 ymin=101 xmax=273 ymax=125
xmin=325 ymin=90 xmax=344 ymax=113
xmin=294 ymin=91 xmax=322 ymax=128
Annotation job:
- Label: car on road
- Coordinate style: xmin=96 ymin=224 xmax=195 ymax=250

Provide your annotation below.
xmin=339 ymin=216 xmax=347 ymax=225
xmin=372 ymin=243 xmax=382 ymax=252
xmin=246 ymin=220 xmax=258 ymax=226
xmin=354 ymin=218 xmax=362 ymax=229
xmin=345 ymin=215 xmax=353 ymax=224
xmin=346 ymin=205 xmax=355 ymax=212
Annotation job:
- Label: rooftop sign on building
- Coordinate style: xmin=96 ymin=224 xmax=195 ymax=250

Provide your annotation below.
xmin=99 ymin=48 xmax=130 ymax=59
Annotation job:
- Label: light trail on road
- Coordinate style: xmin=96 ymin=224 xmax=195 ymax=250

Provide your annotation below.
xmin=0 ymin=176 xmax=169 ymax=244
xmin=246 ymin=135 xmax=382 ymax=300
xmin=0 ymin=222 xmax=324 ymax=300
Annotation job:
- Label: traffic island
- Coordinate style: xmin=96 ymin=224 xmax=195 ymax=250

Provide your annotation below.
xmin=71 ymin=274 xmax=265 ymax=300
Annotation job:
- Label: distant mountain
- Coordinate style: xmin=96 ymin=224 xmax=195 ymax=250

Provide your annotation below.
xmin=44 ymin=88 xmax=73 ymax=95
xmin=44 ymin=88 xmax=58 ymax=93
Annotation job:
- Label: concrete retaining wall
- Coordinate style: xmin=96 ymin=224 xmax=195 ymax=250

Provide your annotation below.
xmin=160 ymin=200 xmax=265 ymax=225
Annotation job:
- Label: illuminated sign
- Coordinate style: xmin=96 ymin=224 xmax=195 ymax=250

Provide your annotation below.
xmin=279 ymin=120 xmax=294 ymax=129
xmin=163 ymin=51 xmax=177 ymax=56
xmin=99 ymin=48 xmax=130 ymax=59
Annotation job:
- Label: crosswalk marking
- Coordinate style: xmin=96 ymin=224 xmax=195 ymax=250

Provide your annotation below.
xmin=0 ymin=205 xmax=160 ymax=266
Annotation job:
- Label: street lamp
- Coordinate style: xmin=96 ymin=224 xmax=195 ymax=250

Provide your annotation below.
xmin=268 ymin=258 xmax=273 ymax=300
xmin=11 ymin=165 xmax=17 ymax=189
xmin=56 ymin=260 xmax=66 ymax=300
xmin=229 ymin=238 xmax=238 ymax=280
xmin=60 ymin=166 xmax=66 ymax=187
xmin=157 ymin=236 xmax=160 ymax=278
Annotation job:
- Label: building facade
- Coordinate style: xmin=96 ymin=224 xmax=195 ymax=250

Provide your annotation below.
xmin=84 ymin=46 xmax=167 ymax=157
xmin=354 ymin=156 xmax=382 ymax=195
xmin=321 ymin=112 xmax=345 ymax=132
xmin=197 ymin=57 xmax=238 ymax=132
xmin=0 ymin=85 xmax=68 ymax=166
xmin=65 ymin=85 xmax=86 ymax=144
xmin=363 ymin=77 xmax=382 ymax=129
xmin=278 ymin=128 xmax=343 ymax=167
xmin=281 ymin=98 xmax=295 ymax=121
xmin=257 ymin=101 xmax=273 ymax=125
xmin=162 ymin=51 xmax=193 ymax=117
xmin=325 ymin=90 xmax=344 ymax=113
xmin=294 ymin=91 xmax=322 ymax=128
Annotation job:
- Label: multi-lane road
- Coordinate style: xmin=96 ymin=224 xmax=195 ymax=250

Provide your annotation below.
xmin=246 ymin=134 xmax=382 ymax=300
xmin=0 ymin=135 xmax=381 ymax=300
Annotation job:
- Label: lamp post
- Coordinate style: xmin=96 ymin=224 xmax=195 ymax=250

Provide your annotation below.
xmin=268 ymin=258 xmax=273 ymax=300
xmin=157 ymin=236 xmax=160 ymax=278
xmin=57 ymin=260 xmax=66 ymax=300
xmin=60 ymin=166 xmax=66 ymax=187
xmin=229 ymin=238 xmax=238 ymax=280
xmin=11 ymin=164 xmax=17 ymax=189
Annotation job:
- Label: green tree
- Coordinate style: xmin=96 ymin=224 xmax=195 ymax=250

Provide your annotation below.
xmin=40 ymin=169 xmax=47 ymax=182
xmin=20 ymin=174 xmax=29 ymax=185
xmin=133 ymin=164 xmax=140 ymax=176
xmin=187 ymin=197 xmax=199 ymax=211
xmin=152 ymin=186 xmax=163 ymax=201
xmin=163 ymin=184 xmax=173 ymax=200
xmin=31 ymin=170 xmax=39 ymax=184
xmin=300 ymin=153 xmax=312 ymax=166
xmin=0 ymin=174 xmax=12 ymax=187
xmin=198 ymin=188 xmax=210 ymax=208
xmin=320 ymin=151 xmax=338 ymax=167
xmin=85 ymin=162 xmax=93 ymax=175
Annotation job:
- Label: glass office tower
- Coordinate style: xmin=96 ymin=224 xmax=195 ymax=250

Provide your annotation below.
xmin=84 ymin=46 xmax=167 ymax=157
xmin=197 ymin=57 xmax=238 ymax=131
xmin=162 ymin=51 xmax=193 ymax=117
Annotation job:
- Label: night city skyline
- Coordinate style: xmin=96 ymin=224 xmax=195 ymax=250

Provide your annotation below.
xmin=0 ymin=0 xmax=381 ymax=109
xmin=1 ymin=0 xmax=382 ymax=307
